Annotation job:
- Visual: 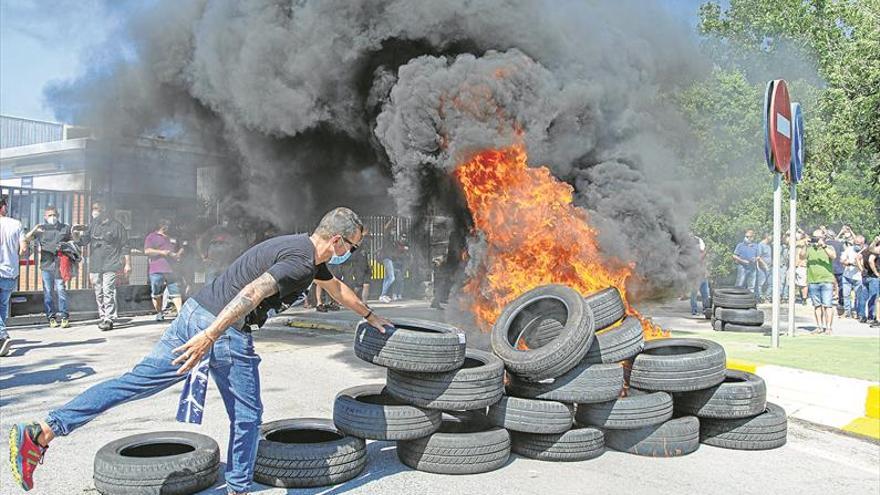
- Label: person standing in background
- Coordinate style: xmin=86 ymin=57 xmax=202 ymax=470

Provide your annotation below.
xmin=794 ymin=229 xmax=809 ymax=304
xmin=0 ymin=195 xmax=28 ymax=357
xmin=24 ymin=205 xmax=72 ymax=328
xmin=73 ymin=201 xmax=131 ymax=332
xmin=199 ymin=216 xmax=246 ymax=283
xmin=144 ymin=219 xmax=183 ymax=321
xmin=839 ymin=234 xmax=863 ymax=318
xmin=689 ymin=235 xmax=710 ymax=316
xmin=755 ymin=233 xmax=773 ymax=302
xmin=379 ymin=219 xmax=397 ymax=303
xmin=826 ymin=229 xmax=845 ymax=313
xmin=732 ymin=230 xmax=758 ymax=291
xmin=857 ymin=237 xmax=879 ymax=325
xmin=802 ymin=229 xmax=837 ymax=334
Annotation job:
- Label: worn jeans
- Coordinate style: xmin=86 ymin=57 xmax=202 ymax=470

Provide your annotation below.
xmin=0 ymin=277 xmax=16 ymax=340
xmin=90 ymin=272 xmax=117 ymax=322
xmin=841 ymin=276 xmax=861 ymax=314
xmin=42 ymin=270 xmax=69 ymax=319
xmin=690 ymin=280 xmax=710 ymax=314
xmin=46 ymin=298 xmax=262 ymax=494
xmin=381 ymin=258 xmax=396 ymax=297
xmin=755 ymin=266 xmax=772 ymax=300
xmin=735 ymin=264 xmax=756 ymax=290
xmin=857 ymin=277 xmax=879 ymax=320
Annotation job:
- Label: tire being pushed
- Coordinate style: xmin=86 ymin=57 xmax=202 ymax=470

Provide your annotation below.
xmin=397 ymin=411 xmax=510 ymax=475
xmin=674 ymin=369 xmax=767 ymax=419
xmin=506 ymin=361 xmax=624 ymax=404
xmin=254 ymin=419 xmax=366 ymax=488
xmin=492 ymin=285 xmax=595 ymax=381
xmin=333 ymin=384 xmax=441 ymax=441
xmin=93 ymin=431 xmax=219 ymax=495
xmin=604 ymin=416 xmax=700 ymax=457
xmin=487 ymin=396 xmax=573 ymax=434
xmin=629 ymin=338 xmax=726 ymax=392
xmin=700 ymin=403 xmax=787 ymax=450
xmin=511 ymin=427 xmax=604 ymax=462
xmin=386 ymin=349 xmax=505 ymax=410
xmin=354 ymin=318 xmax=466 ymax=372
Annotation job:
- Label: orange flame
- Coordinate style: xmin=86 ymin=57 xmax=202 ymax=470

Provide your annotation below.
xmin=455 ymin=144 xmax=667 ymax=340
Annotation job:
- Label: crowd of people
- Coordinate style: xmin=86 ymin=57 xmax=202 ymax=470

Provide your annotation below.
xmin=706 ymin=226 xmax=880 ymax=334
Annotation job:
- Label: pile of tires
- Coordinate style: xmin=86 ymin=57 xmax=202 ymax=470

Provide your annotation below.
xmin=711 ymin=287 xmax=766 ymax=333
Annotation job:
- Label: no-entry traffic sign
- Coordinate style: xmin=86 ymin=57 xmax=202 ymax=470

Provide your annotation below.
xmin=768 ymin=79 xmax=791 ymax=174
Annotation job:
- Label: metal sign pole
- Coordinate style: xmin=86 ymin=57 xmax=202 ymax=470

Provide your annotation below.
xmin=771 ymin=173 xmax=782 ymax=348
xmin=788 ymin=183 xmax=797 ymax=337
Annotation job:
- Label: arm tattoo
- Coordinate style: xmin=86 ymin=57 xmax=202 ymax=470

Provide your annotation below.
xmin=209 ymin=272 xmax=279 ymax=334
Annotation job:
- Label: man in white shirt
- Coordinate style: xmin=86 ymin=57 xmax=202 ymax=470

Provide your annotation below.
xmin=0 ymin=194 xmax=30 ymax=357
xmin=840 ymin=235 xmax=864 ymax=318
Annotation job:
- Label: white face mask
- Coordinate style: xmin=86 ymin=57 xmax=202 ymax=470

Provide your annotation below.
xmin=46 ymin=217 xmax=58 ymax=225
xmin=92 ymin=211 xmax=101 ymax=219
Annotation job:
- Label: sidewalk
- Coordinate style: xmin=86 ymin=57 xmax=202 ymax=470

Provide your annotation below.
xmin=273 ymin=298 xmax=880 ymax=442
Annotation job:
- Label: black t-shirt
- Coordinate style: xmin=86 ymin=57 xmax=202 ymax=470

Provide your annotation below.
xmin=192 ymin=234 xmax=333 ymax=316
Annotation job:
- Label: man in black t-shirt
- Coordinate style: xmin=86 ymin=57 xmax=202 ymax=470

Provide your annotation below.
xmin=11 ymin=207 xmax=391 ymax=495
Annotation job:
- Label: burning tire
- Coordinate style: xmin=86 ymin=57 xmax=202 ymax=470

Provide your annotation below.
xmin=491 ymin=285 xmax=595 ymax=381
xmin=354 ymin=318 xmax=466 ymax=372
xmin=506 ymin=362 xmax=624 ymax=404
xmin=253 ymin=419 xmax=366 ymax=488
xmin=574 ymin=391 xmax=673 ymax=429
xmin=397 ymin=411 xmax=510 ymax=475
xmin=699 ymin=403 xmax=787 ymax=450
xmin=582 ymin=316 xmax=645 ymax=364
xmin=714 ymin=308 xmax=765 ymax=326
xmin=604 ymin=416 xmax=700 ymax=457
xmin=333 ymin=384 xmax=441 ymax=441
xmin=386 ymin=349 xmax=505 ymax=410
xmin=673 ymin=370 xmax=767 ymax=419
xmin=93 ymin=431 xmax=219 ymax=495
xmin=511 ymin=427 xmax=605 ymax=462
xmin=521 ymin=287 xmax=624 ymax=350
xmin=629 ymin=338 xmax=726 ymax=392
xmin=487 ymin=396 xmax=573 ymax=434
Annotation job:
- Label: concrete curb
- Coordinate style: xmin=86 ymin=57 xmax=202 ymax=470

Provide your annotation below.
xmin=728 ymin=358 xmax=880 ymax=441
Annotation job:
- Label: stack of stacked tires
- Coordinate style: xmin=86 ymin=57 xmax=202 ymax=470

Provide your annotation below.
xmin=711 ymin=287 xmax=766 ymax=332
xmin=346 ymin=318 xmax=509 ymax=475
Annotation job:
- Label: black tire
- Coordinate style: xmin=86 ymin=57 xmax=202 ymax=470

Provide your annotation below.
xmin=254 ymin=419 xmax=366 ymax=488
xmin=397 ymin=411 xmax=511 ymax=475
xmin=584 ymin=287 xmax=626 ymax=330
xmin=712 ymin=287 xmax=752 ymax=296
xmin=354 ymin=318 xmax=466 ymax=372
xmin=674 ymin=370 xmax=767 ymax=419
xmin=721 ymin=322 xmax=768 ymax=333
xmin=715 ymin=308 xmax=765 ymax=326
xmin=583 ymin=317 xmax=645 ymax=364
xmin=629 ymin=338 xmax=726 ymax=392
xmin=386 ymin=349 xmax=505 ymax=410
xmin=713 ymin=295 xmax=756 ymax=310
xmin=93 ymin=431 xmax=220 ymax=495
xmin=575 ymin=391 xmax=673 ymax=429
xmin=604 ymin=416 xmax=700 ymax=457
xmin=333 ymin=384 xmax=441 ymax=440
xmin=491 ymin=285 xmax=595 ymax=381
xmin=700 ymin=403 xmax=787 ymax=450
xmin=487 ymin=396 xmax=573 ymax=434
xmin=522 ymin=287 xmax=624 ymax=349
xmin=511 ymin=427 xmax=604 ymax=462
xmin=507 ymin=362 xmax=624 ymax=404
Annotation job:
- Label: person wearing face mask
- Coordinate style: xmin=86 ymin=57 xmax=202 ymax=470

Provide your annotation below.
xmin=24 ymin=206 xmax=72 ymax=328
xmin=732 ymin=229 xmax=758 ymax=291
xmin=144 ymin=219 xmax=184 ymax=321
xmin=9 ymin=207 xmax=393 ymax=495
xmin=72 ymin=201 xmax=131 ymax=331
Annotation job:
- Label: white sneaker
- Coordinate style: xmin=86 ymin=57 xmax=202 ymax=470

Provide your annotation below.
xmin=379 ymin=296 xmax=391 ymax=303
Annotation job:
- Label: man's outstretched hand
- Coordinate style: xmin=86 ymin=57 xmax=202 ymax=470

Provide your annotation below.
xmin=366 ymin=314 xmax=394 ymax=334
xmin=172 ymin=331 xmax=216 ymax=375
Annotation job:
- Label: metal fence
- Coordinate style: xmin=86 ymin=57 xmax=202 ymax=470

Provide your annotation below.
xmin=1 ymin=185 xmax=91 ymax=291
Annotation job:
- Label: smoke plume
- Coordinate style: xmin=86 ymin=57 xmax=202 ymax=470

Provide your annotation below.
xmin=48 ymin=0 xmax=709 ymax=297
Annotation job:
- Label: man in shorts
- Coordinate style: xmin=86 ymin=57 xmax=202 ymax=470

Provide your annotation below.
xmin=802 ymin=229 xmax=837 ymax=334
xmin=144 ymin=219 xmax=183 ymax=321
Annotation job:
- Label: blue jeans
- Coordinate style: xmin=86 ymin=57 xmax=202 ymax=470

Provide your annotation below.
xmin=841 ymin=276 xmax=861 ymax=314
xmin=381 ymin=258 xmax=395 ymax=297
xmin=41 ymin=270 xmax=69 ymax=319
xmin=755 ymin=266 xmax=772 ymax=300
xmin=690 ymin=280 xmax=710 ymax=314
xmin=735 ymin=264 xmax=756 ymax=290
xmin=45 ymin=299 xmax=263 ymax=494
xmin=857 ymin=277 xmax=879 ymax=320
xmin=0 ymin=277 xmax=16 ymax=340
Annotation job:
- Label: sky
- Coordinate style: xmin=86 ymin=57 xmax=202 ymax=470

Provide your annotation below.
xmin=0 ymin=0 xmax=705 ymax=123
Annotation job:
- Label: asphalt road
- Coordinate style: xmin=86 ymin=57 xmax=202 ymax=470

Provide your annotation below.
xmin=1 ymin=315 xmax=878 ymax=495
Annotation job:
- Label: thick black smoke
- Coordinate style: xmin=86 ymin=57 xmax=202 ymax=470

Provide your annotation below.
xmin=48 ymin=0 xmax=708 ymax=296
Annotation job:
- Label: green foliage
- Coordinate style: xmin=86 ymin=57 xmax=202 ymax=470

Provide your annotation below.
xmin=679 ymin=0 xmax=880 ymax=279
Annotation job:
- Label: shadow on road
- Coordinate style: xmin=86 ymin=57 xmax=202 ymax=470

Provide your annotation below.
xmin=0 ymin=361 xmax=96 ymax=405
xmin=5 ymin=338 xmax=107 ymax=357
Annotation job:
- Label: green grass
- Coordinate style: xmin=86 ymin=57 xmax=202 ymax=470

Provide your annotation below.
xmin=672 ymin=330 xmax=880 ymax=382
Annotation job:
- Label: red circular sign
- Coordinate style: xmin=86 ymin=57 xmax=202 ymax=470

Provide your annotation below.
xmin=768 ymin=79 xmax=791 ymax=174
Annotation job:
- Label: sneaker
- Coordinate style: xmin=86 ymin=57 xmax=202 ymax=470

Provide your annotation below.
xmin=315 ymin=304 xmax=328 ymax=313
xmin=8 ymin=422 xmax=47 ymax=491
xmin=378 ymin=296 xmax=391 ymax=303
xmin=98 ymin=320 xmax=113 ymax=331
xmin=871 ymin=320 xmax=880 ymax=328
xmin=327 ymin=302 xmax=341 ymax=312
xmin=48 ymin=318 xmax=58 ymax=329
xmin=0 ymin=338 xmax=11 ymax=357
xmin=859 ymin=317 xmax=868 ymax=323
xmin=154 ymin=313 xmax=165 ymax=322
xmin=60 ymin=318 xmax=70 ymax=329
